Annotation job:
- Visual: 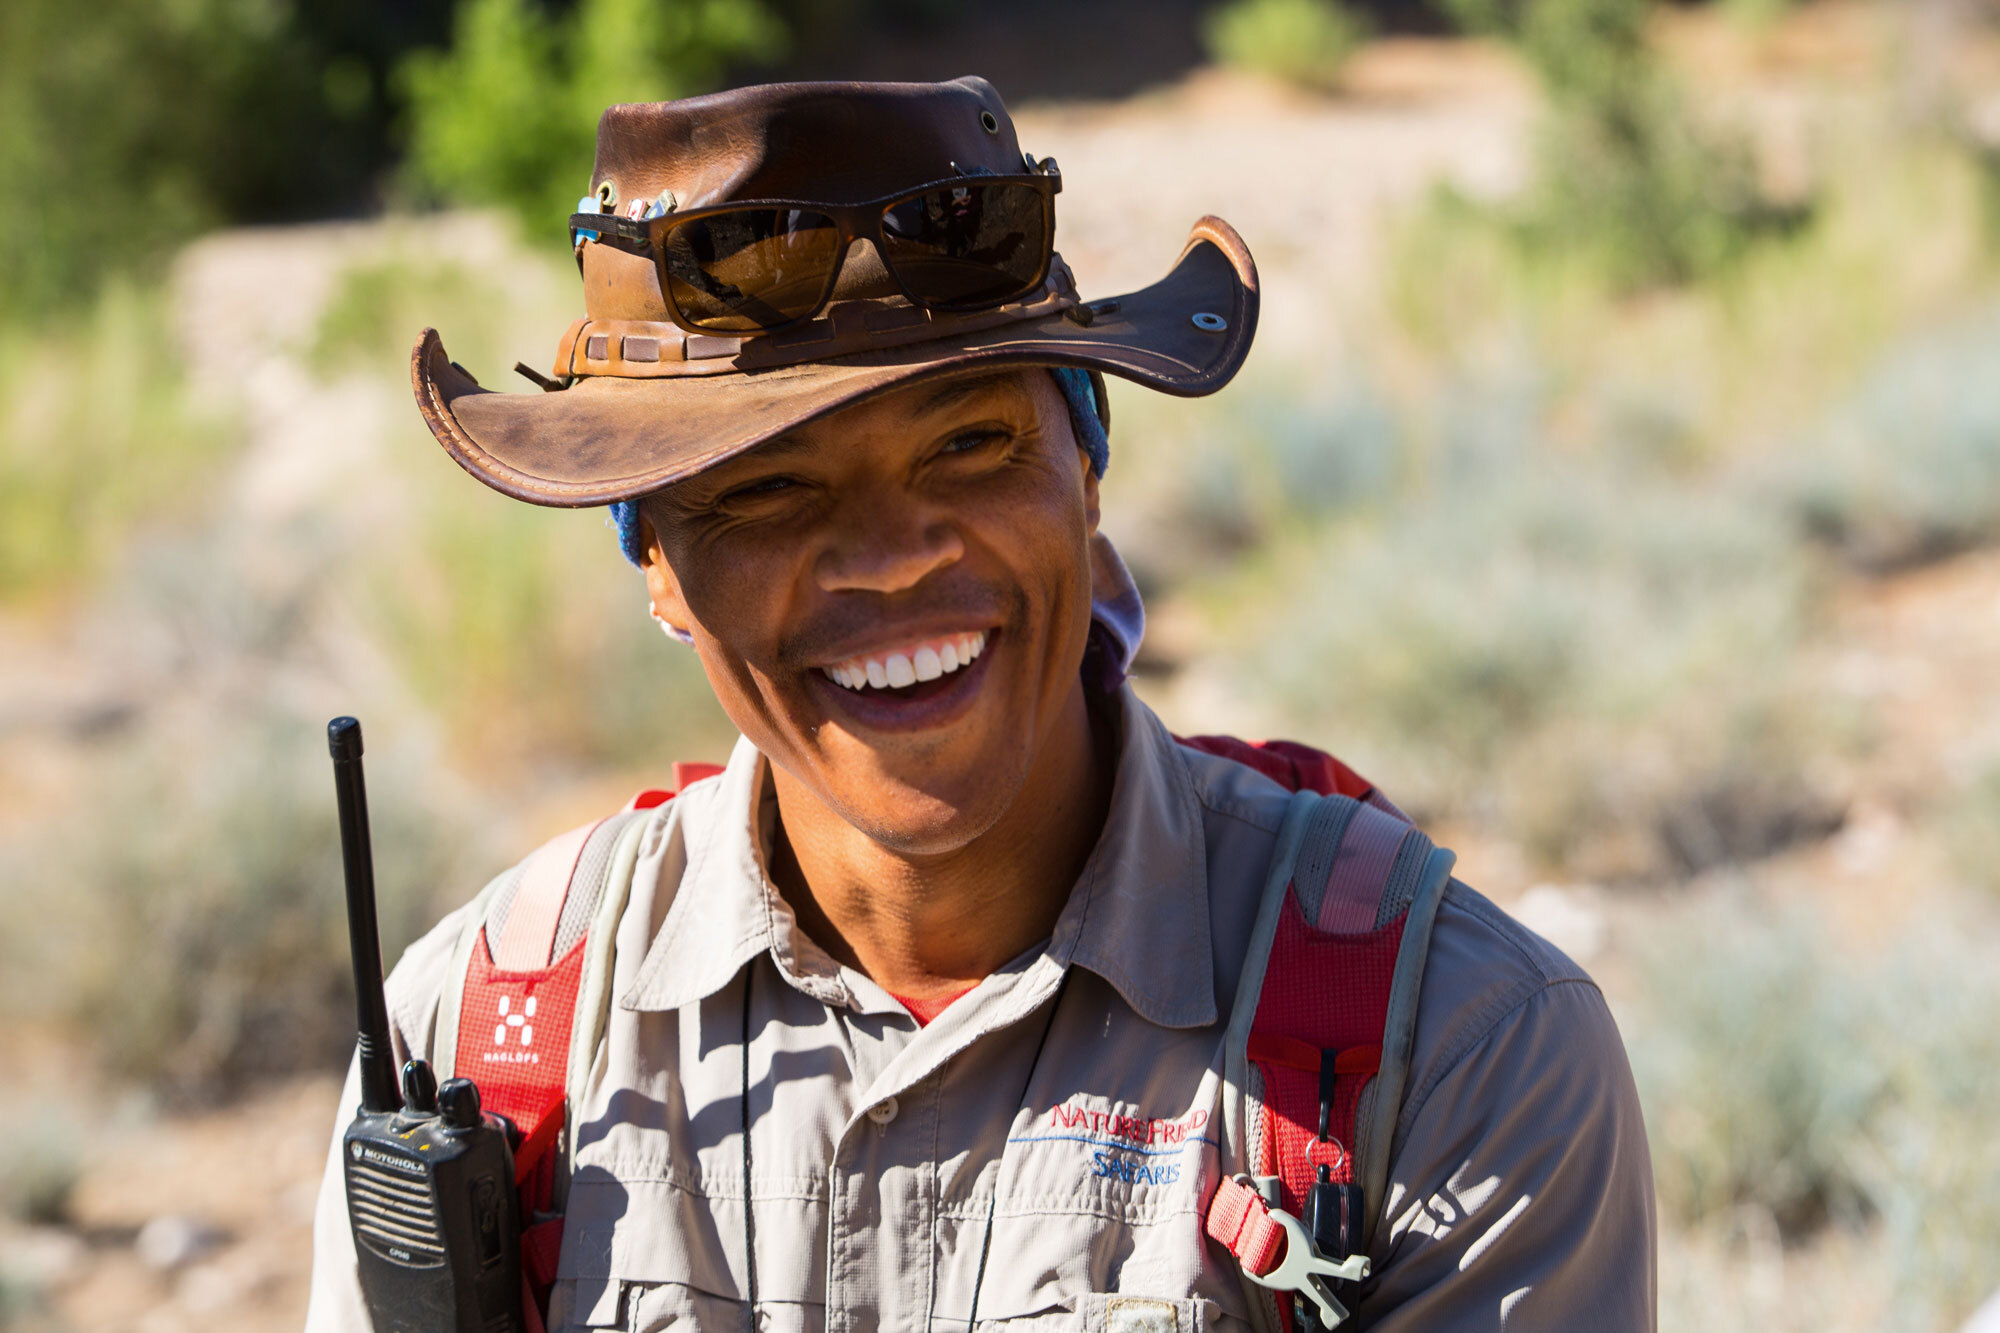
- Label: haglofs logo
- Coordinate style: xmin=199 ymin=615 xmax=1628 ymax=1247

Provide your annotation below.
xmin=494 ymin=993 xmax=536 ymax=1048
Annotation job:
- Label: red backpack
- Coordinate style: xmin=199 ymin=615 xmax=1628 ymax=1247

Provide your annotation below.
xmin=423 ymin=741 xmax=1454 ymax=1332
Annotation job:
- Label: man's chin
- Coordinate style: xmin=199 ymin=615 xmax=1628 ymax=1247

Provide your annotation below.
xmin=806 ymin=738 xmax=1027 ymax=857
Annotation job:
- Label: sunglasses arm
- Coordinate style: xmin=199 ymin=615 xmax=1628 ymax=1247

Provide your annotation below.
xmin=571 ymin=213 xmax=654 ymax=247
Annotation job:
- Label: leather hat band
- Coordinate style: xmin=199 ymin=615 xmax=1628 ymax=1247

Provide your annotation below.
xmin=552 ymin=260 xmax=1083 ymax=382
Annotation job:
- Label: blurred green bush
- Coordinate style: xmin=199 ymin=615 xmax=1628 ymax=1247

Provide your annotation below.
xmin=1942 ymin=762 xmax=2000 ymax=898
xmin=359 ymin=454 xmax=738 ymax=771
xmin=1201 ymin=0 xmax=1372 ymax=93
xmin=0 ymin=710 xmax=479 ymax=1103
xmin=309 ymin=254 xmax=520 ymax=381
xmin=1781 ymin=304 xmax=2000 ymax=573
xmin=1202 ymin=415 xmax=1843 ymax=878
xmin=0 ymin=0 xmax=455 ymax=316
xmin=1629 ymin=906 xmax=2000 ymax=1325
xmin=400 ymin=0 xmax=786 ymax=237
xmin=307 ymin=245 xmax=741 ymax=770
xmin=1440 ymin=0 xmax=1806 ymax=290
xmin=0 ymin=285 xmax=238 ymax=604
xmin=0 ymin=1108 xmax=78 ymax=1227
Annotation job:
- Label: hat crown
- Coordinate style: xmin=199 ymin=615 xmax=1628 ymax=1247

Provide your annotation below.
xmin=590 ymin=77 xmax=1025 ymax=213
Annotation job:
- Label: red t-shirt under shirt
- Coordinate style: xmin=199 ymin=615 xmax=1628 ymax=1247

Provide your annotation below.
xmin=890 ymin=986 xmax=975 ymax=1026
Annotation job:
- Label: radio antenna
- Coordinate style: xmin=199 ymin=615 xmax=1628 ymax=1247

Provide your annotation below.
xmin=329 ymin=716 xmax=399 ymax=1114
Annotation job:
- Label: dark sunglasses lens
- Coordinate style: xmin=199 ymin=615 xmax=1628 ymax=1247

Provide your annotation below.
xmin=659 ymin=208 xmax=841 ymax=332
xmin=879 ymin=183 xmax=1049 ymax=309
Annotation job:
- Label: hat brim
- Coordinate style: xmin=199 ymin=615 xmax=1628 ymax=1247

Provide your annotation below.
xmin=413 ymin=216 xmax=1259 ymax=508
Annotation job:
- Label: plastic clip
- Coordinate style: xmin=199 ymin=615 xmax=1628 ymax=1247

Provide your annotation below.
xmin=1240 ymin=1207 xmax=1371 ymax=1329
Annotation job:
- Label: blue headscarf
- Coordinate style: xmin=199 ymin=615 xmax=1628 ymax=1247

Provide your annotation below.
xmin=607 ymin=367 xmax=1108 ymax=567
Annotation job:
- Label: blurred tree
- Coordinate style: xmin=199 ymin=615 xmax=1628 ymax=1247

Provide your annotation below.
xmin=1202 ymin=0 xmax=1373 ymax=92
xmin=400 ymin=0 xmax=787 ymax=238
xmin=1437 ymin=0 xmax=1801 ymax=288
xmin=0 ymin=0 xmax=455 ymax=317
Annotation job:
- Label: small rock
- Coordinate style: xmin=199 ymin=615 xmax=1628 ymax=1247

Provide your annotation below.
xmin=136 ymin=1214 xmax=223 ymax=1272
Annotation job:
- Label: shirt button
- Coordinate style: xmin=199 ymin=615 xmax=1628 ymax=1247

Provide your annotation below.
xmin=866 ymin=1097 xmax=899 ymax=1125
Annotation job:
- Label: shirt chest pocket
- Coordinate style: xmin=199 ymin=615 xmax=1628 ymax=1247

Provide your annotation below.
xmin=946 ymin=1194 xmax=1249 ymax=1332
xmin=975 ymin=1294 xmax=1228 ymax=1332
xmin=551 ymin=1174 xmax=826 ymax=1332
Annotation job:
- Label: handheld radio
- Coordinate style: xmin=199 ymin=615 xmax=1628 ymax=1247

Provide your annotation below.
xmin=329 ymin=716 xmax=526 ymax=1333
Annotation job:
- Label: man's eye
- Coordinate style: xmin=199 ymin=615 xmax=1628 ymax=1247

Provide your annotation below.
xmin=941 ymin=429 xmax=1004 ymax=456
xmin=727 ymin=475 xmax=799 ymax=501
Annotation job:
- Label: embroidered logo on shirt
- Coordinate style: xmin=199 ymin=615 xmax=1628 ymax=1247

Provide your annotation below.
xmin=1009 ymin=1101 xmax=1214 ymax=1186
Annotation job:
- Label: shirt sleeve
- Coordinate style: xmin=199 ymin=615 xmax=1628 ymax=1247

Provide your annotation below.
xmin=1356 ymin=978 xmax=1658 ymax=1331
xmin=305 ymin=1054 xmax=373 ymax=1333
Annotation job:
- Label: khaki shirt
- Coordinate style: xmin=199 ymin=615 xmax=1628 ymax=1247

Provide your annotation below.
xmin=307 ymin=686 xmax=1655 ymax=1331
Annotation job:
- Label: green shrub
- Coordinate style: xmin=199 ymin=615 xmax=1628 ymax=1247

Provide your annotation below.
xmin=0 ymin=711 xmax=479 ymax=1104
xmin=0 ymin=1110 xmax=79 ymax=1226
xmin=1197 ymin=384 xmax=1835 ymax=876
xmin=310 ymin=253 xmax=527 ymax=383
xmin=1202 ymin=0 xmax=1372 ymax=93
xmin=1720 ymin=0 xmax=1800 ymax=27
xmin=360 ymin=449 xmax=738 ymax=771
xmin=1438 ymin=0 xmax=1806 ymax=291
xmin=0 ymin=283 xmax=237 ymax=604
xmin=0 ymin=0 xmax=406 ymax=315
xmin=401 ymin=0 xmax=786 ymax=236
xmin=305 ymin=229 xmax=736 ymax=774
xmin=1628 ymin=906 xmax=2000 ymax=1326
xmin=1779 ymin=303 xmax=2000 ymax=572
xmin=1098 ymin=369 xmax=1400 ymax=597
xmin=1942 ymin=762 xmax=2000 ymax=898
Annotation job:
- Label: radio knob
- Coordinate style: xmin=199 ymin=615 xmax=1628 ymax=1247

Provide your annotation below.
xmin=439 ymin=1077 xmax=484 ymax=1131
xmin=400 ymin=1059 xmax=439 ymax=1116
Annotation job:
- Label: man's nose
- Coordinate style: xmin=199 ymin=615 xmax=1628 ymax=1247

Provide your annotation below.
xmin=815 ymin=503 xmax=965 ymax=595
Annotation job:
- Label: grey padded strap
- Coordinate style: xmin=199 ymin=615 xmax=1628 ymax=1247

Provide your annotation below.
xmin=556 ymin=812 xmax=652 ymax=1212
xmin=1289 ymin=795 xmax=1361 ymax=930
xmin=1353 ymin=848 xmax=1455 ymax=1253
xmin=1219 ymin=789 xmax=1456 ymax=1326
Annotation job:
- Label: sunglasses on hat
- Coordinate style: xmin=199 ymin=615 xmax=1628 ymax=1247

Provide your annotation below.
xmin=570 ymin=162 xmax=1061 ymax=337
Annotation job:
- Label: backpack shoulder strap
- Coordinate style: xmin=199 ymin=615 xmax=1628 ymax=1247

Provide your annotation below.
xmin=430 ymin=771 xmax=718 ymax=1323
xmin=559 ymin=806 xmax=654 ymax=1207
xmin=1209 ymin=788 xmax=1455 ymax=1330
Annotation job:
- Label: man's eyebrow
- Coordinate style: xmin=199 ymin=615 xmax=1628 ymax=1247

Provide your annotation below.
xmin=910 ymin=372 xmax=1019 ymax=416
xmin=728 ymin=431 xmax=818 ymax=464
xmin=713 ymin=374 xmax=1023 ymax=472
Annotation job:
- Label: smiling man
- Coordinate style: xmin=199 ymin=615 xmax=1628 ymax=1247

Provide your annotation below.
xmin=307 ymin=80 xmax=1656 ymax=1332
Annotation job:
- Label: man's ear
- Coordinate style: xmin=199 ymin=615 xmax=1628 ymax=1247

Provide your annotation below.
xmin=637 ymin=508 xmax=694 ymax=639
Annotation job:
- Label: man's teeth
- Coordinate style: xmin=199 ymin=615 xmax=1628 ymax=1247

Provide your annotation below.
xmin=822 ymin=633 xmax=986 ymax=692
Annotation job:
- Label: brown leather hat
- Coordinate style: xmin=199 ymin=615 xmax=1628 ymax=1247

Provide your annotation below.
xmin=412 ymin=77 xmax=1259 ymax=507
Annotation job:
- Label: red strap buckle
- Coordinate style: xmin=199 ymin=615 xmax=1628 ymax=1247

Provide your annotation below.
xmin=1206 ymin=1175 xmax=1372 ymax=1327
xmin=1205 ymin=1176 xmax=1289 ymax=1277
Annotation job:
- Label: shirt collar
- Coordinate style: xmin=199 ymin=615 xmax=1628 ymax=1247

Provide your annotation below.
xmin=619 ymin=684 xmax=1216 ymax=1030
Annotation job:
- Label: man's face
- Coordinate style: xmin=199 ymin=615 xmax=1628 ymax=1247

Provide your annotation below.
xmin=640 ymin=370 xmax=1100 ymax=853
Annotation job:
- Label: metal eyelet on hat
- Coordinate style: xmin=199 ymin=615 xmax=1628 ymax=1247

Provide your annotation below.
xmin=1192 ymin=311 xmax=1228 ymax=332
xmin=980 ymin=109 xmax=1000 ymax=134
